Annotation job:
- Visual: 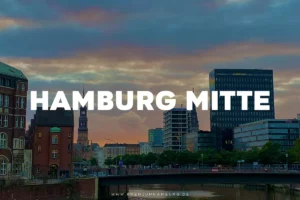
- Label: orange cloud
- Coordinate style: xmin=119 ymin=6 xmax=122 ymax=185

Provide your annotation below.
xmin=63 ymin=7 xmax=122 ymax=26
xmin=0 ymin=17 xmax=34 ymax=30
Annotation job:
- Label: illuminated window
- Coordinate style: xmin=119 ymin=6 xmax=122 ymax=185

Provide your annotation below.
xmin=52 ymin=150 xmax=58 ymax=159
xmin=52 ymin=135 xmax=58 ymax=144
xmin=38 ymin=145 xmax=41 ymax=152
xmin=38 ymin=132 xmax=42 ymax=137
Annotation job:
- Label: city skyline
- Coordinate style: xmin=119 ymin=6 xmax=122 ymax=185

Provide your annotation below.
xmin=1 ymin=0 xmax=300 ymax=145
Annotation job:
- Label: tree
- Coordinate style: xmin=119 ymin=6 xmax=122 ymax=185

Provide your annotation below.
xmin=258 ymin=142 xmax=281 ymax=164
xmin=141 ymin=153 xmax=157 ymax=167
xmin=90 ymin=157 xmax=98 ymax=166
xmin=104 ymin=157 xmax=113 ymax=167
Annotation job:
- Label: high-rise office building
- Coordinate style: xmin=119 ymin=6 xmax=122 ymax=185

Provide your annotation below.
xmin=148 ymin=128 xmax=164 ymax=147
xmin=209 ymin=69 xmax=275 ymax=150
xmin=163 ymin=108 xmax=191 ymax=151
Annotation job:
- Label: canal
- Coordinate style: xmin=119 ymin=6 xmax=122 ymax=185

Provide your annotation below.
xmin=125 ymin=184 xmax=300 ymax=200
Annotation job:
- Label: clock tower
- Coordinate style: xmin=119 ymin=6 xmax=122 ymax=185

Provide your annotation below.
xmin=77 ymin=87 xmax=89 ymax=146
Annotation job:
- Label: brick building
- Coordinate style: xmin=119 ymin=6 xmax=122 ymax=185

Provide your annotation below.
xmin=125 ymin=144 xmax=140 ymax=155
xmin=0 ymin=62 xmax=28 ymax=179
xmin=27 ymin=108 xmax=74 ymax=178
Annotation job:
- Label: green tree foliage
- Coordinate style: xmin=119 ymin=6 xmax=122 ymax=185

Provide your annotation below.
xmin=258 ymin=142 xmax=281 ymax=164
xmin=90 ymin=157 xmax=98 ymax=166
xmin=102 ymin=141 xmax=300 ymax=168
xmin=104 ymin=157 xmax=114 ymax=167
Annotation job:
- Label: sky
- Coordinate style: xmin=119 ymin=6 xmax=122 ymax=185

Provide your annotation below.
xmin=1 ymin=0 xmax=300 ymax=146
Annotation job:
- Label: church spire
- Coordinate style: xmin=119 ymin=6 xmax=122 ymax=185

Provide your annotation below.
xmin=82 ymin=84 xmax=85 ymax=97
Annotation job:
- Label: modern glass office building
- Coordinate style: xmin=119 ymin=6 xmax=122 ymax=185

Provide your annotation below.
xmin=234 ymin=119 xmax=300 ymax=152
xmin=209 ymin=69 xmax=275 ymax=150
xmin=163 ymin=108 xmax=191 ymax=151
xmin=148 ymin=128 xmax=164 ymax=147
xmin=186 ymin=130 xmax=216 ymax=152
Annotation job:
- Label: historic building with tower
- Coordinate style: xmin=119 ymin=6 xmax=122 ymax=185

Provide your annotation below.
xmin=73 ymin=88 xmax=100 ymax=161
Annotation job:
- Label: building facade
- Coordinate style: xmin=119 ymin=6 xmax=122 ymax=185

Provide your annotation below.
xmin=163 ymin=108 xmax=192 ymax=151
xmin=234 ymin=119 xmax=300 ymax=152
xmin=139 ymin=142 xmax=152 ymax=155
xmin=103 ymin=144 xmax=126 ymax=159
xmin=186 ymin=130 xmax=216 ymax=152
xmin=125 ymin=144 xmax=140 ymax=155
xmin=27 ymin=108 xmax=74 ymax=178
xmin=209 ymin=69 xmax=275 ymax=150
xmin=148 ymin=128 xmax=164 ymax=147
xmin=0 ymin=62 xmax=28 ymax=179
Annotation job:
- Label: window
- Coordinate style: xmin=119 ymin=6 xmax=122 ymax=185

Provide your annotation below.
xmin=36 ymin=168 xmax=40 ymax=174
xmin=20 ymin=117 xmax=24 ymax=128
xmin=16 ymin=97 xmax=19 ymax=108
xmin=38 ymin=145 xmax=41 ymax=152
xmin=0 ymin=95 xmax=2 ymax=106
xmin=15 ymin=117 xmax=19 ymax=128
xmin=0 ymin=158 xmax=7 ymax=175
xmin=38 ymin=132 xmax=42 ymax=138
xmin=21 ymin=84 xmax=25 ymax=91
xmin=17 ymin=84 xmax=19 ymax=90
xmin=68 ymin=132 xmax=72 ymax=138
xmin=68 ymin=144 xmax=71 ymax=153
xmin=4 ymin=96 xmax=9 ymax=107
xmin=52 ymin=150 xmax=58 ymax=159
xmin=0 ymin=133 xmax=7 ymax=149
xmin=5 ymin=80 xmax=11 ymax=87
xmin=21 ymin=98 xmax=24 ymax=109
xmin=14 ymin=139 xmax=19 ymax=149
xmin=0 ymin=115 xmax=2 ymax=127
xmin=0 ymin=78 xmax=4 ymax=86
xmin=52 ymin=135 xmax=58 ymax=144
xmin=19 ymin=138 xmax=24 ymax=149
xmin=4 ymin=115 xmax=8 ymax=127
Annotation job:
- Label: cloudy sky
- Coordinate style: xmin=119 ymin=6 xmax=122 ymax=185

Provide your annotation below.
xmin=1 ymin=0 xmax=300 ymax=146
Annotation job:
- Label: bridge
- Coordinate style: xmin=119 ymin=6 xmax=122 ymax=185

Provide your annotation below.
xmin=99 ymin=172 xmax=300 ymax=185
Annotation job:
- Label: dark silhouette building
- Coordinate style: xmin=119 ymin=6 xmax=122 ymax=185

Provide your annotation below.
xmin=209 ymin=69 xmax=275 ymax=151
xmin=0 ymin=62 xmax=28 ymax=178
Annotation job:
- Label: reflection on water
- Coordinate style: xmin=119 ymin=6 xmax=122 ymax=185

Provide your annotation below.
xmin=127 ymin=184 xmax=300 ymax=200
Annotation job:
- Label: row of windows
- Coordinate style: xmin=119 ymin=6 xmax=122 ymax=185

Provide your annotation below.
xmin=0 ymin=115 xmax=25 ymax=128
xmin=0 ymin=78 xmax=26 ymax=91
xmin=212 ymin=111 xmax=274 ymax=116
xmin=215 ymin=77 xmax=272 ymax=82
xmin=0 ymin=133 xmax=24 ymax=149
xmin=38 ymin=132 xmax=72 ymax=138
xmin=215 ymin=84 xmax=273 ymax=89
xmin=0 ymin=95 xmax=26 ymax=108
xmin=37 ymin=145 xmax=72 ymax=156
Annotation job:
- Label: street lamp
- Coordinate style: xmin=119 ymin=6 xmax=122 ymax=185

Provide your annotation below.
xmin=286 ymin=154 xmax=288 ymax=170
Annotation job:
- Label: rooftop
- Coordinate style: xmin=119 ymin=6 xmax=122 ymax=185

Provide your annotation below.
xmin=0 ymin=62 xmax=28 ymax=80
xmin=235 ymin=118 xmax=299 ymax=128
xmin=34 ymin=107 xmax=74 ymax=127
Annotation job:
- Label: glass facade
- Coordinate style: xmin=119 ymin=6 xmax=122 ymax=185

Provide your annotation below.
xmin=163 ymin=108 xmax=191 ymax=151
xmin=186 ymin=130 xmax=216 ymax=152
xmin=234 ymin=119 xmax=300 ymax=152
xmin=148 ymin=128 xmax=164 ymax=147
xmin=209 ymin=69 xmax=275 ymax=150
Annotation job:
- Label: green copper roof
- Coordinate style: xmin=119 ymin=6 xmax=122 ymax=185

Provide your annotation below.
xmin=0 ymin=62 xmax=28 ymax=80
xmin=50 ymin=127 xmax=61 ymax=133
